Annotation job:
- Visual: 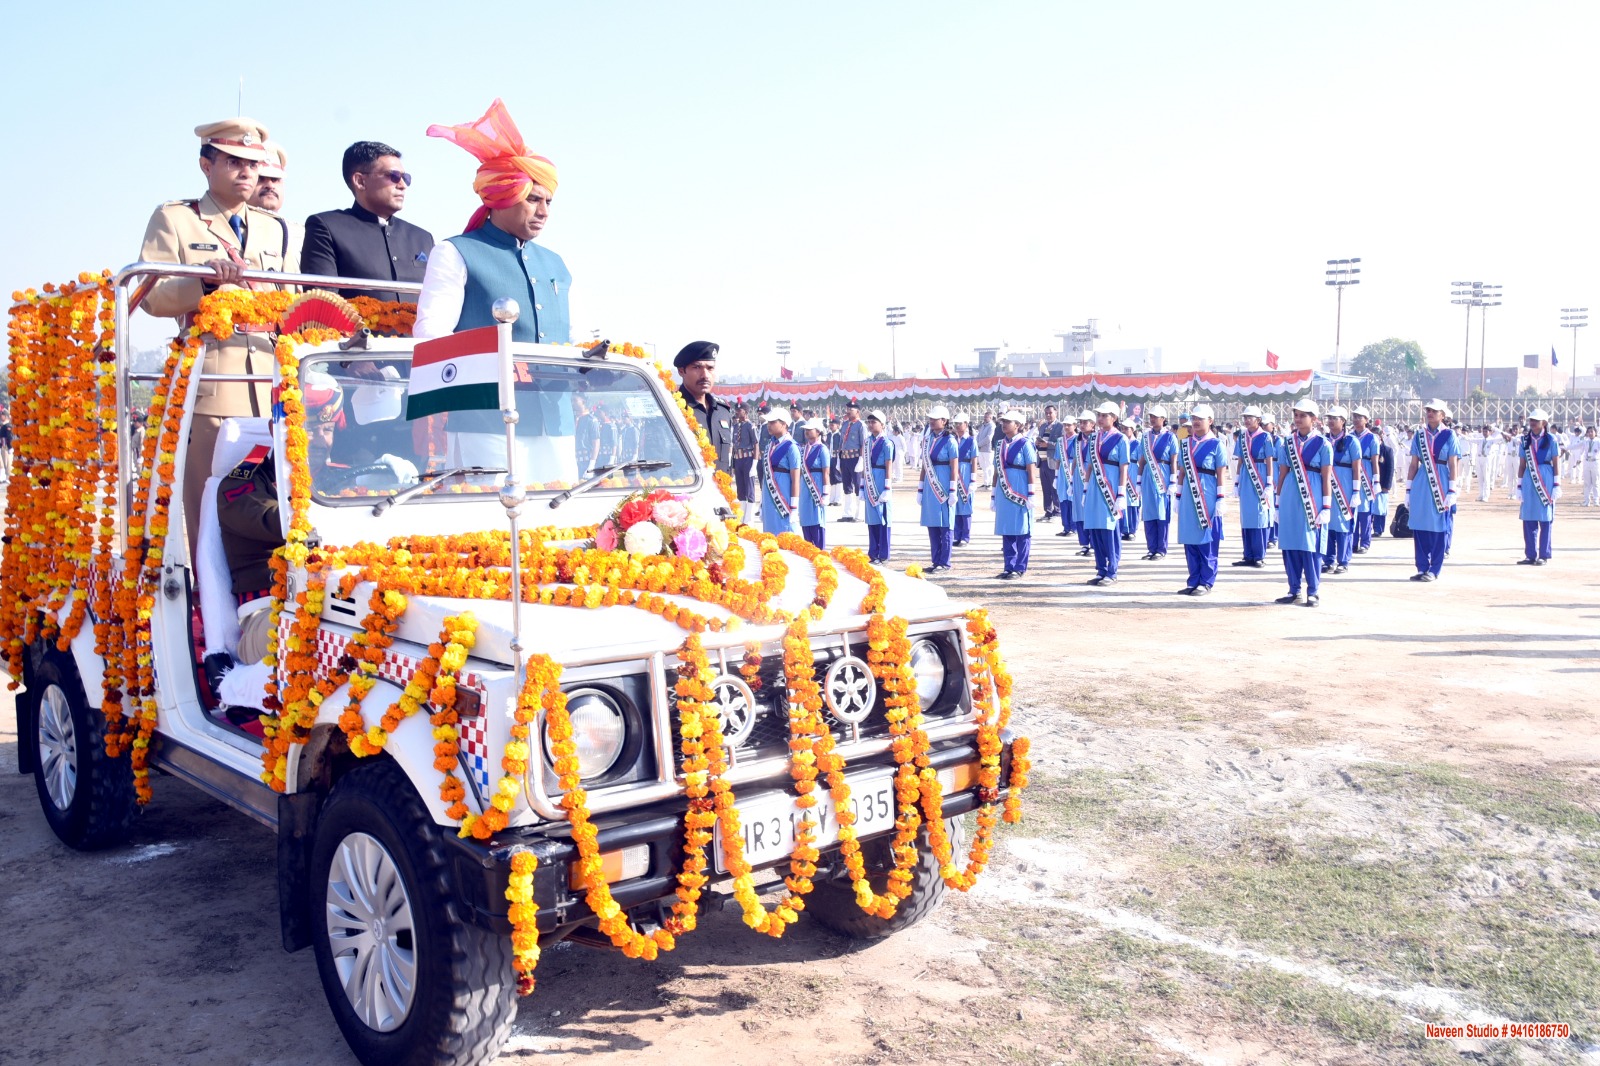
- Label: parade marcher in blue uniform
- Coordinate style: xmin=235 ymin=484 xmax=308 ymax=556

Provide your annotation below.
xmin=1120 ymin=420 xmax=1142 ymax=539
xmin=1230 ymin=405 xmax=1274 ymax=569
xmin=951 ymin=412 xmax=977 ymax=546
xmin=1264 ymin=414 xmax=1283 ymax=546
xmin=1274 ymin=397 xmax=1333 ymax=606
xmin=796 ymin=420 xmax=831 ymax=549
xmin=1172 ymin=405 xmax=1226 ymax=597
xmin=1514 ymin=408 xmax=1561 ymax=565
xmin=1053 ymin=417 xmax=1074 ymax=537
xmin=1070 ymin=410 xmax=1095 ymax=554
xmin=918 ymin=405 xmax=959 ymax=572
xmin=1080 ymin=401 xmax=1130 ymax=585
xmin=1139 ymin=406 xmax=1176 ymax=560
xmin=992 ymin=410 xmax=1036 ymax=579
xmin=1322 ymin=407 xmax=1360 ymax=575
xmin=836 ymin=401 xmax=867 ymax=522
xmin=759 ymin=407 xmax=801 ymax=536
xmin=1351 ymin=407 xmax=1379 ymax=553
xmin=1405 ymin=399 xmax=1461 ymax=581
xmin=1373 ymin=429 xmax=1395 ymax=536
xmin=861 ymin=410 xmax=895 ymax=563
xmin=732 ymin=405 xmax=760 ymax=526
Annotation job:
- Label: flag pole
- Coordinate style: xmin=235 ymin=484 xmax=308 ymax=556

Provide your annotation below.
xmin=491 ymin=298 xmax=526 ymax=696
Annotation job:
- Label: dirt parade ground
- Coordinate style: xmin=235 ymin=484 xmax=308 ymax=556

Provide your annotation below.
xmin=2 ymin=487 xmax=1597 ymax=1066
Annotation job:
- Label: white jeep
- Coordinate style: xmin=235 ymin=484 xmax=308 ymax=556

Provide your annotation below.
xmin=6 ymin=264 xmax=1024 ymax=1066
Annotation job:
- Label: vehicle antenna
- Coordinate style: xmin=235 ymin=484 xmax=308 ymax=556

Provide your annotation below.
xmin=237 ymin=76 xmax=243 ymax=115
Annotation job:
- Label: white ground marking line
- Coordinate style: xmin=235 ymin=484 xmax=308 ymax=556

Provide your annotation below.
xmin=105 ymin=842 xmax=180 ymax=864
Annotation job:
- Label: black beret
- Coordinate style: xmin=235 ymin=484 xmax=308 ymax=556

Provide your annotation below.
xmin=674 ymin=340 xmax=719 ymax=370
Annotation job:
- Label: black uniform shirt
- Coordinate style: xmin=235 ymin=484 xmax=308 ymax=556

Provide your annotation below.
xmin=300 ymin=203 xmax=436 ymax=302
xmin=680 ymin=388 xmax=735 ymax=473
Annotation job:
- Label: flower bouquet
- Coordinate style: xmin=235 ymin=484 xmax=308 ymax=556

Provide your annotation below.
xmin=594 ymin=489 xmax=730 ymax=562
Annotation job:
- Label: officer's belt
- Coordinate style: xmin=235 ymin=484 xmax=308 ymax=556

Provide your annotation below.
xmin=182 ymin=312 xmax=274 ymax=335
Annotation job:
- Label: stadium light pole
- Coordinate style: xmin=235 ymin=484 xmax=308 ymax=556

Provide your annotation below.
xmin=777 ymin=339 xmax=791 ymax=377
xmin=1325 ymin=258 xmax=1361 ymax=402
xmin=885 ymin=306 xmax=906 ymax=380
xmin=1474 ymin=284 xmax=1502 ymax=395
xmin=1451 ymin=282 xmax=1484 ymax=411
xmin=1561 ymin=308 xmax=1588 ymax=394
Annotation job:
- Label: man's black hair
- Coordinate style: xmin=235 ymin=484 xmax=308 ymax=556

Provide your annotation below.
xmin=343 ymin=141 xmax=403 ymax=191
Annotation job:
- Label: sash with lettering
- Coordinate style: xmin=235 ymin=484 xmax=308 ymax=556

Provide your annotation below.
xmin=1144 ymin=430 xmax=1172 ymax=493
xmin=763 ymin=437 xmax=795 ymax=519
xmin=1090 ymin=429 xmax=1119 ymax=514
xmin=998 ymin=437 xmax=1030 ymax=508
xmin=1355 ymin=430 xmax=1377 ymax=500
xmin=1126 ymin=439 xmax=1142 ymax=507
xmin=1286 ymin=431 xmax=1319 ymax=525
xmin=803 ymin=442 xmax=828 ymax=508
xmin=1523 ymin=432 xmax=1554 ymax=508
xmin=955 ymin=438 xmax=973 ymax=504
xmin=863 ymin=436 xmax=888 ymax=508
xmin=1181 ymin=436 xmax=1214 ymax=526
xmin=1415 ymin=427 xmax=1448 ymax=514
xmin=1241 ymin=429 xmax=1270 ymax=502
xmin=1329 ymin=434 xmax=1355 ymax=521
xmin=922 ymin=431 xmax=950 ymax=505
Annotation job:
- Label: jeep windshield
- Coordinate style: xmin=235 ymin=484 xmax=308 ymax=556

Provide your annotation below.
xmin=301 ymin=354 xmax=700 ymax=505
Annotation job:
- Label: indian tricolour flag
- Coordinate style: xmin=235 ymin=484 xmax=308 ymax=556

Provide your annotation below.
xmin=406 ymin=326 xmax=502 ymax=420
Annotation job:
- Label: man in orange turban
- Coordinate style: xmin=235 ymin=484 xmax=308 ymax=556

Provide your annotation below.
xmin=412 ymin=99 xmax=571 ymax=346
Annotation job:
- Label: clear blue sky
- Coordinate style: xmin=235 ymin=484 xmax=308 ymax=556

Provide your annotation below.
xmin=3 ymin=0 xmax=1595 ymax=381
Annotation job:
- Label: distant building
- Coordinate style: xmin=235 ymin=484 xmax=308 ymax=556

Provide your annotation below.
xmin=1090 ymin=347 xmax=1162 ymax=375
xmin=1433 ymin=355 xmax=1563 ymax=399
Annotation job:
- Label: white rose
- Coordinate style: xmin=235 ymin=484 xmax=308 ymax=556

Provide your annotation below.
xmin=705 ymin=520 xmax=730 ymax=553
xmin=623 ymin=521 xmax=666 ymax=556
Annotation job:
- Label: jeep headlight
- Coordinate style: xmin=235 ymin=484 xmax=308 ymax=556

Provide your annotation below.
xmin=545 ymin=688 xmax=627 ymax=779
xmin=909 ymin=639 xmax=947 ymax=713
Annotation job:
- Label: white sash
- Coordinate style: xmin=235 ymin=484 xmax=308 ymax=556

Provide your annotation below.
xmin=1182 ymin=437 xmax=1213 ymax=526
xmin=1287 ymin=432 xmax=1319 ymax=525
xmin=1329 ymin=434 xmax=1354 ymax=520
xmin=803 ymin=442 xmax=827 ymax=508
xmin=922 ymin=432 xmax=950 ymax=505
xmin=998 ymin=438 xmax=1030 ymax=508
xmin=863 ymin=436 xmax=886 ymax=508
xmin=1524 ymin=433 xmax=1553 ymax=507
xmin=764 ymin=438 xmax=793 ymax=519
xmin=1089 ymin=430 xmax=1119 ymax=513
xmin=1240 ymin=429 xmax=1269 ymax=500
xmin=1416 ymin=428 xmax=1447 ymax=513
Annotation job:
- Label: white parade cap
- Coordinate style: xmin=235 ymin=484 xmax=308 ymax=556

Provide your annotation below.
xmin=1352 ymin=405 xmax=1371 ymax=418
xmin=1528 ymin=407 xmax=1551 ymax=421
xmin=1148 ymin=404 xmax=1168 ymax=418
xmin=1095 ymin=400 xmax=1120 ymax=415
xmin=1077 ymin=408 xmax=1095 ymax=422
xmin=951 ymin=410 xmax=971 ymax=423
xmin=763 ymin=406 xmax=791 ymax=424
xmin=1189 ymin=403 xmax=1215 ymax=420
xmin=1423 ymin=398 xmax=1449 ymax=412
xmin=1326 ymin=405 xmax=1350 ymax=420
xmin=1293 ymin=397 xmax=1320 ymax=416
xmin=1241 ymin=404 xmax=1264 ymax=417
xmin=864 ymin=408 xmax=887 ymax=423
xmin=1000 ymin=409 xmax=1028 ymax=425
xmin=926 ymin=404 xmax=951 ymax=420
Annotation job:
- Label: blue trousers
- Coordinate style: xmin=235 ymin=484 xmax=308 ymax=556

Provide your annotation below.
xmin=1269 ymin=521 xmax=1279 ymax=546
xmin=802 ymin=524 xmax=826 ymax=549
xmin=1120 ymin=504 xmax=1140 ymax=537
xmin=1445 ymin=507 xmax=1456 ymax=554
xmin=1522 ymin=520 xmax=1552 ymax=561
xmin=1241 ymin=526 xmax=1268 ymax=562
xmin=1003 ymin=534 xmax=1031 ymax=574
xmin=1182 ymin=520 xmax=1222 ymax=588
xmin=1283 ymin=549 xmax=1321 ymax=595
xmin=1373 ymin=511 xmax=1388 ymax=537
xmin=1089 ymin=527 xmax=1121 ymax=578
xmin=1144 ymin=518 xmax=1169 ymax=556
xmin=954 ymin=513 xmax=972 ymax=543
xmin=867 ymin=523 xmax=890 ymax=561
xmin=1076 ymin=516 xmax=1090 ymax=546
xmin=1356 ymin=511 xmax=1373 ymax=549
xmin=927 ymin=526 xmax=952 ymax=567
xmin=1413 ymin=528 xmax=1446 ymax=576
xmin=1061 ymin=500 xmax=1074 ymax=533
xmin=1323 ymin=529 xmax=1351 ymax=568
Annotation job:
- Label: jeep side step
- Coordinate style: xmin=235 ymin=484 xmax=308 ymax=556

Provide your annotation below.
xmin=150 ymin=734 xmax=279 ymax=830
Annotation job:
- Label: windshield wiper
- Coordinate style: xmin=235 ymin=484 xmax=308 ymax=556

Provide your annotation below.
xmin=548 ymin=459 xmax=671 ymax=509
xmin=370 ymin=466 xmax=508 ymax=516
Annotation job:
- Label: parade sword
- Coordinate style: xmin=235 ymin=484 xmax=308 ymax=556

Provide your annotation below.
xmin=491 ymin=298 xmax=527 ymax=699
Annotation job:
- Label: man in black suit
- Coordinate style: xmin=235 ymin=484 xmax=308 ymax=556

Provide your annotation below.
xmin=301 ymin=141 xmax=435 ymax=301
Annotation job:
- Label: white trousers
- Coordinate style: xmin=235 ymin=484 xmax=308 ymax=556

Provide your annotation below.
xmin=1583 ymin=460 xmax=1599 ymax=505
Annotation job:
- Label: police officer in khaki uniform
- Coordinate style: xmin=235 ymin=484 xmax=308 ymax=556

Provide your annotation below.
xmin=139 ymin=117 xmax=299 ymax=552
xmin=249 ymin=140 xmax=304 ymax=255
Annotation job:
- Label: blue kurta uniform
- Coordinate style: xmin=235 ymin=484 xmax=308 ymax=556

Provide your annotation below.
xmin=1278 ymin=432 xmax=1332 ymax=596
xmin=1082 ymin=430 xmax=1130 ymax=581
xmin=1354 ymin=430 xmax=1378 ymax=551
xmin=994 ymin=437 xmax=1037 ymax=574
xmin=1407 ymin=427 xmax=1460 ymax=578
xmin=954 ymin=434 xmax=977 ymax=544
xmin=1325 ymin=433 xmax=1361 ymax=569
xmin=1121 ymin=436 xmax=1143 ymax=537
xmin=1518 ymin=431 xmax=1558 ymax=561
xmin=1141 ymin=428 xmax=1176 ymax=557
xmin=862 ymin=434 xmax=896 ymax=562
xmin=799 ymin=440 xmax=831 ymax=546
xmin=760 ymin=435 xmax=800 ymax=535
xmin=1054 ymin=435 xmax=1073 ymax=535
xmin=1175 ymin=434 xmax=1225 ymax=591
xmin=1234 ymin=430 xmax=1275 ymax=564
xmin=920 ymin=430 xmax=957 ymax=568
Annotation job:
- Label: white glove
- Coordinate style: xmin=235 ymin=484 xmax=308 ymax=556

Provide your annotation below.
xmin=1168 ymin=483 xmax=1183 ymax=498
xmin=1513 ymin=488 xmax=1523 ymax=504
xmin=1553 ymin=484 xmax=1563 ymax=501
xmin=1115 ymin=495 xmax=1126 ymax=519
xmin=1214 ymin=497 xmax=1228 ymax=518
xmin=1444 ymin=492 xmax=1458 ymax=508
xmin=1229 ymin=484 xmax=1240 ymax=498
xmin=1315 ymin=508 xmax=1331 ymax=527
xmin=1401 ymin=481 xmax=1411 ymax=494
xmin=377 ymin=453 xmax=420 ymax=484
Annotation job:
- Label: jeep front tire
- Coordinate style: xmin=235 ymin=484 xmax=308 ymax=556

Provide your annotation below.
xmin=309 ymin=759 xmax=517 ymax=1066
xmin=25 ymin=649 xmax=136 ymax=850
xmin=807 ymin=816 xmax=961 ymax=940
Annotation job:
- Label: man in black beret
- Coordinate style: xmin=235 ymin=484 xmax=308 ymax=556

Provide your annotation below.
xmin=674 ymin=340 xmax=735 ymax=474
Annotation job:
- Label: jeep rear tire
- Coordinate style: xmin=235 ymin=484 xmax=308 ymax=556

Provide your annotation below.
xmin=808 ymin=815 xmax=961 ymax=940
xmin=25 ymin=649 xmax=136 ymax=850
xmin=309 ymin=759 xmax=516 ymax=1066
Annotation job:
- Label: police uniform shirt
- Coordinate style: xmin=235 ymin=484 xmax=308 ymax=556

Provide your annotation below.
xmin=680 ymin=388 xmax=735 ymax=473
xmin=216 ymin=447 xmax=282 ymax=595
xmin=300 ymin=204 xmax=436 ymax=302
xmin=139 ymin=191 xmax=298 ymax=319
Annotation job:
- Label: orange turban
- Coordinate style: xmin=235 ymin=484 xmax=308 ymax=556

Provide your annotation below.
xmin=426 ymin=99 xmax=558 ymax=232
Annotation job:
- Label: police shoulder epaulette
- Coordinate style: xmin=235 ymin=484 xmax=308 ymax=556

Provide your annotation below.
xmin=227 ymin=444 xmax=272 ymax=481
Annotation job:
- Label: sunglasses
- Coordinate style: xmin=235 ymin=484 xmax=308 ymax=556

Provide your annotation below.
xmin=373 ymin=168 xmax=413 ymax=186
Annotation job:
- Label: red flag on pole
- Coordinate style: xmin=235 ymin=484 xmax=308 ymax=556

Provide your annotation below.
xmin=1265 ymin=350 xmax=1280 ymax=370
xmin=941 ymin=362 xmax=951 ymax=378
xmin=779 ymin=366 xmax=794 ymax=380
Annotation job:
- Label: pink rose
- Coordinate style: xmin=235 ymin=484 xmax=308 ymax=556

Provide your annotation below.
xmin=595 ymin=519 xmax=619 ymax=552
xmin=652 ymin=499 xmax=689 ymax=528
xmin=673 ymin=526 xmax=708 ymax=561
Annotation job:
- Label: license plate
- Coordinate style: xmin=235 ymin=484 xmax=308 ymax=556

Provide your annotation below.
xmin=712 ymin=765 xmax=962 ymax=874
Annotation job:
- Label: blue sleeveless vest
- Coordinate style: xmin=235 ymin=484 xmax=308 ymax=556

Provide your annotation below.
xmin=446 ymin=222 xmax=571 ymax=344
